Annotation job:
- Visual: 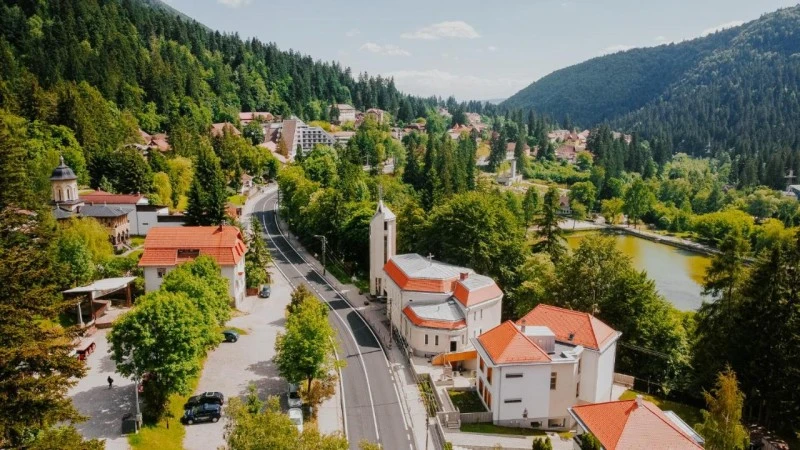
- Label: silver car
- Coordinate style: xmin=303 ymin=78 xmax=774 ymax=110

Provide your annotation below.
xmin=287 ymin=383 xmax=302 ymax=408
xmin=288 ymin=407 xmax=303 ymax=433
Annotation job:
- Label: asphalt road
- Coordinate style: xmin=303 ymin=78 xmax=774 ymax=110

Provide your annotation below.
xmin=253 ymin=191 xmax=414 ymax=450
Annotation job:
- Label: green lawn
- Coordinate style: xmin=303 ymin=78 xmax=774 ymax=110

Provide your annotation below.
xmin=227 ymin=194 xmax=247 ymax=206
xmin=130 ymin=236 xmax=145 ymax=248
xmin=129 ymin=367 xmax=203 ymax=449
xmin=460 ymin=423 xmax=545 ymax=436
xmin=448 ymin=389 xmax=486 ymax=413
xmin=620 ymin=390 xmax=703 ymax=427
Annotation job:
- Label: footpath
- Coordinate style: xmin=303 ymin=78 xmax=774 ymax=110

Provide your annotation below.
xmin=263 ymin=191 xmax=430 ymax=450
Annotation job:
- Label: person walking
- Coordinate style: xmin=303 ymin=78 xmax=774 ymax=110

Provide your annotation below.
xmin=107 ymin=376 xmax=114 ymax=389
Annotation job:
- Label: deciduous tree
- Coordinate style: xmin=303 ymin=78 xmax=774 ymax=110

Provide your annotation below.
xmin=695 ymin=368 xmax=749 ymax=450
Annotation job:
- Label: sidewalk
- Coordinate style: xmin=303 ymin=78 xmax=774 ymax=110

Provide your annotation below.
xmin=444 ymin=430 xmax=572 ymax=450
xmin=272 ymin=213 xmax=429 ymax=449
xmin=241 ymin=185 xmax=345 ymax=438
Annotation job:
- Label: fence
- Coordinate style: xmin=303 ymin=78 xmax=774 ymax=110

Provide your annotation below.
xmin=613 ymin=372 xmax=635 ymax=388
xmin=459 ymin=411 xmax=494 ymax=424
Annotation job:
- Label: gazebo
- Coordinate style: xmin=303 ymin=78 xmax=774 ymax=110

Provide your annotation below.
xmin=63 ymin=277 xmax=137 ymax=327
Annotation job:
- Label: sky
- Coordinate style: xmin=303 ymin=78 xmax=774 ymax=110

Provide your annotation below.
xmin=162 ymin=0 xmax=799 ymax=101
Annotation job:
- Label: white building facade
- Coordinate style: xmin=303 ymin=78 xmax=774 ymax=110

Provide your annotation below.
xmin=472 ymin=305 xmax=621 ymax=430
xmin=139 ymin=226 xmax=248 ymax=308
xmin=369 ymin=202 xmax=503 ymax=358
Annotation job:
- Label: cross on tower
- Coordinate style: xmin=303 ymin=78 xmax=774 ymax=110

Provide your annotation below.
xmin=786 ymin=169 xmax=796 ymax=191
xmin=426 ymin=253 xmax=434 ymax=262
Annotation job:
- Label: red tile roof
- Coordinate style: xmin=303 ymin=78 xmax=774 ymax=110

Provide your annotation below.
xmin=477 ymin=321 xmax=551 ymax=365
xmin=384 ymin=259 xmax=457 ymax=293
xmin=517 ymin=304 xmax=618 ymax=351
xmin=80 ymin=190 xmax=145 ymax=205
xmin=139 ymin=226 xmax=246 ymax=267
xmin=403 ymin=306 xmax=466 ymax=330
xmin=452 ymin=279 xmax=503 ymax=307
xmin=571 ymin=399 xmax=703 ymax=450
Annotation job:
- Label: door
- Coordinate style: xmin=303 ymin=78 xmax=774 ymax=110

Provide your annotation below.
xmin=450 ymin=340 xmax=457 ymax=352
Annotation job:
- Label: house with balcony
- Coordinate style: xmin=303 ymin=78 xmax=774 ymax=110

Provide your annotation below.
xmin=139 ymin=225 xmax=248 ymax=308
xmin=470 ymin=304 xmax=621 ymax=430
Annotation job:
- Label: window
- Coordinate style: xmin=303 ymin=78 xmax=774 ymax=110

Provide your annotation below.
xmin=578 ymin=358 xmax=582 ymax=374
xmin=435 ymin=335 xmax=439 ymax=346
xmin=480 ymin=309 xmax=483 ymax=319
xmin=548 ymin=419 xmax=565 ymax=428
xmin=424 ymin=334 xmax=429 ymax=345
xmin=576 ymin=381 xmax=580 ymax=398
xmin=479 ymin=358 xmax=484 ymax=372
xmin=550 ymin=372 xmax=557 ymax=390
xmin=473 ymin=311 xmax=476 ymax=321
xmin=157 ymin=268 xmax=167 ymax=278
xmin=505 ymin=373 xmax=523 ymax=379
xmin=504 ymin=399 xmax=522 ymax=404
xmin=177 ymin=249 xmax=200 ymax=259
xmin=487 ymin=367 xmax=493 ymax=384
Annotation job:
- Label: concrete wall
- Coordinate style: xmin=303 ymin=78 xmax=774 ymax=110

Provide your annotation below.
xmin=402 ymin=318 xmax=466 ymax=356
xmin=369 ymin=211 xmax=395 ymax=296
xmin=594 ymin=342 xmax=617 ymax=402
xmin=580 ymin=350 xmax=600 ymax=402
xmin=548 ymin=361 xmax=579 ymax=423
xmin=464 ymin=298 xmax=502 ymax=341
xmin=143 ymin=266 xmax=170 ymax=293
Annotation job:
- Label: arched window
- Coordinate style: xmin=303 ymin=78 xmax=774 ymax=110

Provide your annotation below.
xmin=66 ymin=188 xmax=72 ymax=200
xmin=57 ymin=188 xmax=62 ymax=202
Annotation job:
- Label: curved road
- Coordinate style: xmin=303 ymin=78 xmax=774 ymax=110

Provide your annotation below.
xmin=253 ymin=191 xmax=414 ymax=450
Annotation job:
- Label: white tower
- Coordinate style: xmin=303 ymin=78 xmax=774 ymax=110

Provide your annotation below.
xmin=369 ymin=200 xmax=396 ymax=296
xmin=50 ymin=155 xmax=81 ymax=211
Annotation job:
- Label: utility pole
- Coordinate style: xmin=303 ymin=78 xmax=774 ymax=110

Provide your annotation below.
xmin=313 ymin=234 xmax=327 ymax=275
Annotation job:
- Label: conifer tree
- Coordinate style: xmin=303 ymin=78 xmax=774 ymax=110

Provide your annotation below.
xmin=186 ymin=142 xmax=227 ymax=226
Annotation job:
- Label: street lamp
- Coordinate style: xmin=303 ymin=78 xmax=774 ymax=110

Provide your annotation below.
xmin=313 ymin=235 xmax=327 ymax=276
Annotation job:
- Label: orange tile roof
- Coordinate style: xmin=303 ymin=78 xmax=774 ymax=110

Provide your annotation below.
xmin=452 ymin=279 xmax=503 ymax=307
xmin=80 ymin=190 xmax=145 ymax=205
xmin=477 ymin=321 xmax=551 ymax=365
xmin=384 ymin=259 xmax=457 ymax=293
xmin=139 ymin=226 xmax=246 ymax=267
xmin=403 ymin=306 xmax=466 ymax=330
xmin=518 ymin=304 xmax=618 ymax=351
xmin=571 ymin=399 xmax=703 ymax=450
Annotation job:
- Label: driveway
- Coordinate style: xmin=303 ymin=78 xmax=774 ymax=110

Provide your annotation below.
xmin=183 ymin=279 xmax=295 ymax=449
xmin=68 ymin=328 xmax=134 ymax=450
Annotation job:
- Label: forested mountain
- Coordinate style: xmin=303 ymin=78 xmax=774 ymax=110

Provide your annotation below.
xmin=503 ymin=6 xmax=800 ymax=187
xmin=0 ymin=0 xmax=444 ymax=140
xmin=502 ymin=29 xmax=737 ymax=126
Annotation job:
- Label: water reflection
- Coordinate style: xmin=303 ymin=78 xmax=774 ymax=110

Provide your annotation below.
xmin=566 ymin=232 xmax=712 ymax=311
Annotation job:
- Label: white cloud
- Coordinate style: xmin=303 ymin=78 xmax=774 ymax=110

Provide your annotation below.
xmin=345 ymin=28 xmax=360 ymax=38
xmin=700 ymin=20 xmax=744 ymax=37
xmin=387 ymin=69 xmax=528 ymax=99
xmin=401 ymin=21 xmax=480 ymax=40
xmin=487 ymin=45 xmax=497 ymax=52
xmin=599 ymin=44 xmax=634 ymax=55
xmin=359 ymin=42 xmax=411 ymax=56
xmin=217 ymin=0 xmax=251 ymax=7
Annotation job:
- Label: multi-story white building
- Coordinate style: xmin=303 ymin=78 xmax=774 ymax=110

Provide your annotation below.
xmin=369 ymin=201 xmax=503 ymax=358
xmin=471 ymin=304 xmax=621 ymax=430
xmin=139 ymin=226 xmax=248 ymax=308
xmin=280 ymin=119 xmax=336 ymax=159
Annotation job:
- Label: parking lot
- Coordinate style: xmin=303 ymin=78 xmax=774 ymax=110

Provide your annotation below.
xmin=183 ymin=273 xmax=295 ymax=449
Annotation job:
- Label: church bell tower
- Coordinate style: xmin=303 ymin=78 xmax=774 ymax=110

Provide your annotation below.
xmin=369 ymin=200 xmax=396 ymax=297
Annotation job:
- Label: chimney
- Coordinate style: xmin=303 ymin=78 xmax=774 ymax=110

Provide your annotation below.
xmin=635 ymin=395 xmax=643 ymax=407
xmin=520 ymin=319 xmax=526 ymax=334
xmin=460 ymin=272 xmax=469 ymax=281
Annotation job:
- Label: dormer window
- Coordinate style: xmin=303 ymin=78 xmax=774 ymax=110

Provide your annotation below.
xmin=177 ymin=249 xmax=200 ymax=259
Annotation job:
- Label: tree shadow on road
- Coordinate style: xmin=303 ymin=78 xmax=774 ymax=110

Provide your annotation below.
xmin=245 ymin=359 xmax=285 ymax=402
xmin=71 ymin=383 xmax=135 ymax=440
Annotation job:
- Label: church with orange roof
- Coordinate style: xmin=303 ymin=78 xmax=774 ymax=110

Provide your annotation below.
xmin=369 ymin=201 xmax=504 ymax=359
xmin=470 ymin=303 xmax=622 ymax=431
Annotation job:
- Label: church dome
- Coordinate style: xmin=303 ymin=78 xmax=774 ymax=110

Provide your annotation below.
xmin=50 ymin=156 xmax=77 ymax=181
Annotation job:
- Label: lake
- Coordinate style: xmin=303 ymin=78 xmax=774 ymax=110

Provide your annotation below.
xmin=565 ymin=232 xmax=712 ymax=311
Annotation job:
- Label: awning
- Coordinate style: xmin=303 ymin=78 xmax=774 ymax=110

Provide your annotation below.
xmin=63 ymin=277 xmax=137 ymax=298
xmin=432 ymin=350 xmax=477 ymax=366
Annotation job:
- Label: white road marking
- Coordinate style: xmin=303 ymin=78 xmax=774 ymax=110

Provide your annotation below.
xmin=259 ymin=195 xmax=381 ymax=442
xmin=265 ymin=195 xmax=416 ymax=447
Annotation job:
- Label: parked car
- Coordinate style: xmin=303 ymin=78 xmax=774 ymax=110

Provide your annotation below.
xmin=288 ymin=407 xmax=303 ymax=433
xmin=222 ymin=330 xmax=239 ymax=343
xmin=184 ymin=391 xmax=225 ymax=409
xmin=287 ymin=383 xmax=302 ymax=408
xmin=181 ymin=404 xmax=221 ymax=425
xmin=259 ymin=284 xmax=271 ymax=298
